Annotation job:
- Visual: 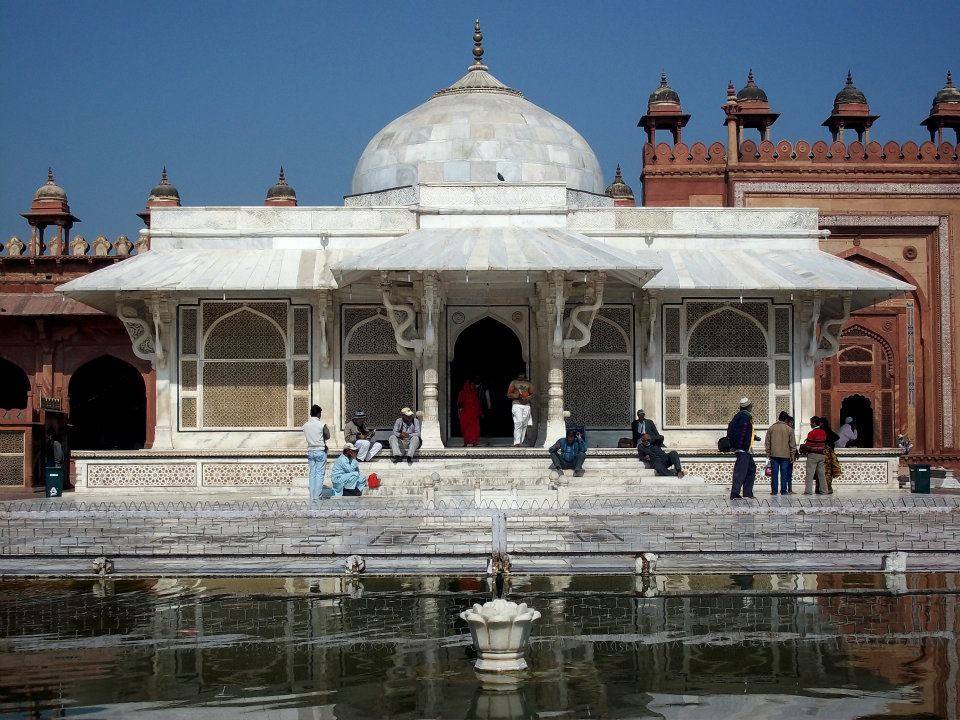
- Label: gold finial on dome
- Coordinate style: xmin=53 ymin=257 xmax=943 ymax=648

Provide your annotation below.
xmin=469 ymin=19 xmax=487 ymax=71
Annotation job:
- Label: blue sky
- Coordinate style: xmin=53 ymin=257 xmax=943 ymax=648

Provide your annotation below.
xmin=1 ymin=1 xmax=957 ymax=239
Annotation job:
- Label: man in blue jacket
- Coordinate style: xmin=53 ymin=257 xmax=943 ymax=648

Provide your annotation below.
xmin=726 ymin=397 xmax=759 ymax=500
xmin=549 ymin=428 xmax=588 ymax=477
xmin=327 ymin=443 xmax=367 ymax=497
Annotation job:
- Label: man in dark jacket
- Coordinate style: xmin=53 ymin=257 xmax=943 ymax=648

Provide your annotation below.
xmin=631 ymin=410 xmax=663 ymax=447
xmin=638 ymin=433 xmax=685 ymax=477
xmin=726 ymin=397 xmax=759 ymax=499
xmin=549 ymin=428 xmax=587 ymax=477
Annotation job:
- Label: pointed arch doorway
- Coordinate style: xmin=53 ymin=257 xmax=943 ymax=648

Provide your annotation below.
xmin=449 ymin=316 xmax=525 ymax=443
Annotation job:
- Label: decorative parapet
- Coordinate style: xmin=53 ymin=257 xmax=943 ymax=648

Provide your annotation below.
xmin=643 ymin=142 xmax=727 ymax=166
xmin=643 ymin=140 xmax=958 ymax=168
xmin=737 ymin=139 xmax=958 ymax=164
xmin=1 ymin=233 xmax=143 ymax=259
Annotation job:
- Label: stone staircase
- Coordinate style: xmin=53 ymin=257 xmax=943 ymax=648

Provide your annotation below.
xmin=357 ymin=451 xmax=717 ymax=503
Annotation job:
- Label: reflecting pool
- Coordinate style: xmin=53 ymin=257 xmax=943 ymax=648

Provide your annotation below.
xmin=0 ymin=573 xmax=958 ymax=718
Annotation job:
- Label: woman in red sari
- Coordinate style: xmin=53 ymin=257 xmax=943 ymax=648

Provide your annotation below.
xmin=457 ymin=379 xmax=483 ymax=446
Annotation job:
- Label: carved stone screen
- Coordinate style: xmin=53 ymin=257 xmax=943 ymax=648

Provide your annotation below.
xmin=342 ymin=306 xmax=416 ymax=428
xmin=178 ymin=301 xmax=311 ymax=430
xmin=563 ymin=306 xmax=633 ymax=428
xmin=0 ymin=430 xmax=25 ymax=486
xmin=662 ymin=300 xmax=792 ymax=428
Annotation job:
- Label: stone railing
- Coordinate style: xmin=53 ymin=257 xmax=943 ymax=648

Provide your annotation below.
xmin=0 ymin=233 xmax=148 ymax=258
xmin=643 ymin=139 xmax=959 ymax=166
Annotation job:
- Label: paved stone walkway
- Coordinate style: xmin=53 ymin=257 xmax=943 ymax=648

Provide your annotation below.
xmin=2 ymin=495 xmax=959 ymax=575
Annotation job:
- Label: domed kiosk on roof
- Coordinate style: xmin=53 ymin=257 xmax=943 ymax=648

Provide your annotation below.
xmin=350 ymin=20 xmax=605 ymax=197
xmin=822 ymin=72 xmax=878 ymax=143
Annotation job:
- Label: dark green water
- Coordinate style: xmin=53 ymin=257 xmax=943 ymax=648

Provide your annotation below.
xmin=0 ymin=574 xmax=957 ymax=719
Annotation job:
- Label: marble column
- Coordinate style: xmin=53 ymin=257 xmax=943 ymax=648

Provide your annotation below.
xmin=539 ymin=273 xmax=567 ymax=448
xmin=419 ymin=273 xmax=443 ymax=449
xmin=149 ymin=297 xmax=175 ymax=450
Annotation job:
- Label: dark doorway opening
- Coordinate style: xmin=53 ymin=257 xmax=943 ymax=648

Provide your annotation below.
xmin=68 ymin=356 xmax=146 ymax=450
xmin=0 ymin=357 xmax=30 ymax=410
xmin=450 ymin=317 xmax=524 ymax=440
xmin=839 ymin=394 xmax=874 ymax=448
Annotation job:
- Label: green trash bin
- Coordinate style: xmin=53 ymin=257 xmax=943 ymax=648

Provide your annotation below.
xmin=44 ymin=466 xmax=65 ymax=498
xmin=909 ymin=463 xmax=931 ymax=494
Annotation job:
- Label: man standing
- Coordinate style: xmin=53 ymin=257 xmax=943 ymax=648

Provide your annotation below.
xmin=329 ymin=443 xmax=367 ymax=497
xmin=726 ymin=397 xmax=758 ymax=500
xmin=389 ymin=407 xmax=421 ymax=464
xmin=631 ymin=409 xmax=662 ymax=447
xmin=507 ymin=371 xmax=535 ymax=447
xmin=765 ymin=411 xmax=797 ymax=495
xmin=344 ymin=411 xmax=382 ymax=462
xmin=837 ymin=417 xmax=858 ymax=448
xmin=549 ymin=428 xmax=587 ymax=477
xmin=801 ymin=416 xmax=828 ymax=494
xmin=302 ymin=404 xmax=330 ymax=501
xmin=637 ymin=433 xmax=684 ymax=477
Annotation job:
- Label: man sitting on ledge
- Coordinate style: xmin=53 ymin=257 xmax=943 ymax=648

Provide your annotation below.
xmin=637 ymin=432 xmax=685 ymax=478
xmin=326 ymin=443 xmax=367 ymax=497
xmin=389 ymin=407 xmax=421 ymax=464
xmin=549 ymin=428 xmax=587 ymax=477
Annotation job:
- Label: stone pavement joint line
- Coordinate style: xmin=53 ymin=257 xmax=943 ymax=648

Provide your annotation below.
xmin=2 ymin=497 xmax=959 ymax=574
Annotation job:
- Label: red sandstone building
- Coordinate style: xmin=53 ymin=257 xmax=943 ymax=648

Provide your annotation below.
xmin=638 ymin=71 xmax=960 ymax=461
xmin=0 ymin=168 xmax=301 ymax=489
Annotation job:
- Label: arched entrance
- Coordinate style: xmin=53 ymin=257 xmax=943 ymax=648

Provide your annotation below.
xmin=68 ymin=356 xmax=146 ymax=450
xmin=0 ymin=357 xmax=30 ymax=410
xmin=818 ymin=326 xmax=896 ymax=447
xmin=450 ymin=317 xmax=524 ymax=441
xmin=839 ymin=394 xmax=874 ymax=448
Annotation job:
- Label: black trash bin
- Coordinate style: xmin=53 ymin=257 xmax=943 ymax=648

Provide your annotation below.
xmin=908 ymin=463 xmax=931 ymax=494
xmin=44 ymin=466 xmax=65 ymax=498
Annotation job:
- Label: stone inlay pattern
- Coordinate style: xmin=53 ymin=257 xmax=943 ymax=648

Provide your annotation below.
xmin=202 ymin=463 xmax=306 ymax=487
xmin=87 ymin=463 xmax=197 ymax=488
xmin=683 ymin=459 xmax=890 ymax=485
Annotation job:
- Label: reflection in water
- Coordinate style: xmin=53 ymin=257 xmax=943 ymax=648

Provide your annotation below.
xmin=0 ymin=573 xmax=957 ymax=719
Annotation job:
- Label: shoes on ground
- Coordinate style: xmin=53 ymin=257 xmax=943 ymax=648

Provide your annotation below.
xmin=744 ymin=495 xmax=756 ymax=499
xmin=730 ymin=495 xmax=743 ymax=499
xmin=392 ymin=456 xmax=402 ymax=464
xmin=573 ymin=469 xmax=585 ymax=477
xmin=406 ymin=456 xmax=413 ymax=465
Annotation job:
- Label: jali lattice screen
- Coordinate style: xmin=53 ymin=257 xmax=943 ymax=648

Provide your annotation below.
xmin=178 ymin=301 xmax=311 ymax=430
xmin=563 ymin=306 xmax=633 ymax=428
xmin=342 ymin=306 xmax=416 ymax=428
xmin=662 ymin=300 xmax=792 ymax=428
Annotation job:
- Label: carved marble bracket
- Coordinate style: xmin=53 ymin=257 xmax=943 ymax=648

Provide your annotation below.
xmin=562 ymin=272 xmax=606 ymax=359
xmin=117 ymin=292 xmax=169 ymax=368
xmin=317 ymin=291 xmax=331 ymax=366
xmin=638 ymin=294 xmax=659 ymax=361
xmin=815 ymin=293 xmax=852 ymax=362
xmin=804 ymin=296 xmax=822 ymax=365
xmin=378 ymin=272 xmax=444 ymax=365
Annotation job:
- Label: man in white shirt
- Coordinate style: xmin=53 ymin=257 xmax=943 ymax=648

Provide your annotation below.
xmin=837 ymin=417 xmax=858 ymax=448
xmin=302 ymin=404 xmax=330 ymax=500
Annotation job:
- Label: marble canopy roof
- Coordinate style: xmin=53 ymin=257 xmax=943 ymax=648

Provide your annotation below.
xmin=58 ymin=222 xmax=912 ymax=316
xmin=641 ymin=247 xmax=912 ymax=312
xmin=334 ymin=227 xmax=662 ymax=286
xmin=57 ymin=248 xmax=338 ymax=313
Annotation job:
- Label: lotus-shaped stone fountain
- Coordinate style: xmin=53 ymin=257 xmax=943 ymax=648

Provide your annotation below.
xmin=460 ymin=598 xmax=541 ymax=671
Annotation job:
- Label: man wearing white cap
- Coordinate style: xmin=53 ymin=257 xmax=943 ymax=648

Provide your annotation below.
xmin=837 ymin=417 xmax=858 ymax=448
xmin=725 ymin=397 xmax=759 ymax=499
xmin=328 ymin=443 xmax=366 ymax=497
xmin=389 ymin=407 xmax=421 ymax=464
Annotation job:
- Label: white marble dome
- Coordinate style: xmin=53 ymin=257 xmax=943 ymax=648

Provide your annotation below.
xmin=351 ymin=54 xmax=605 ymax=196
